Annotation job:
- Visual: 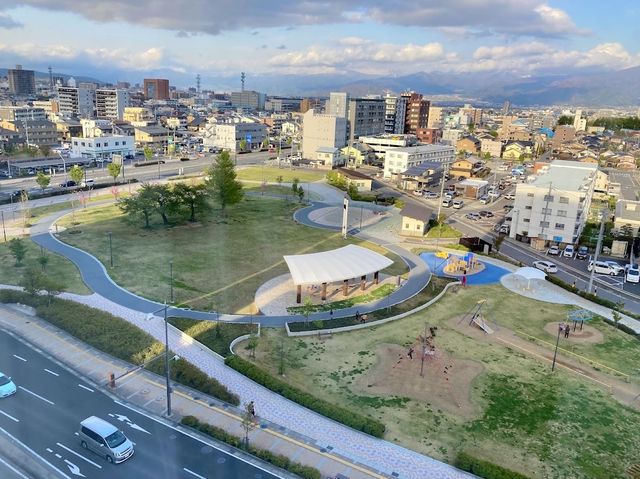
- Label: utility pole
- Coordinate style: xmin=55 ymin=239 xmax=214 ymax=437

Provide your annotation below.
xmin=435 ymin=163 xmax=449 ymax=250
xmin=587 ymin=209 xmax=607 ymax=293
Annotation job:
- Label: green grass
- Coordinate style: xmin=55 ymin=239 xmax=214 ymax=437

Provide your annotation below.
xmin=236 ymin=166 xmax=326 ymax=183
xmin=242 ymin=184 xmax=322 ymax=201
xmin=426 ymin=224 xmax=463 ymax=238
xmin=237 ymin=284 xmax=640 ymax=478
xmin=0 ymin=239 xmax=89 ymax=294
xmin=287 ymin=284 xmax=396 ymax=314
xmin=57 ymin=197 xmax=407 ymax=313
xmin=167 ymin=318 xmax=257 ymax=357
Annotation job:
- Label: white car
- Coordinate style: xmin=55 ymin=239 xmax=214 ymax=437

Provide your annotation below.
xmin=452 ymin=199 xmax=464 ymax=209
xmin=504 ymin=193 xmax=516 ymax=200
xmin=479 ymin=195 xmax=489 ymax=204
xmin=533 ymin=260 xmax=558 ymax=273
xmin=424 ymin=191 xmax=439 ymax=199
xmin=605 ymin=261 xmax=625 ymax=276
xmin=412 ymin=189 xmax=424 ymax=196
xmin=625 ymin=265 xmax=639 ymax=283
xmin=0 ymin=371 xmax=16 ymax=398
xmin=547 ymin=245 xmax=560 ymax=255
xmin=563 ymin=245 xmax=575 ymax=258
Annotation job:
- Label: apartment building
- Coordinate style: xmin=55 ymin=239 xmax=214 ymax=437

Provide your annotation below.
xmin=0 ymin=106 xmax=47 ymax=122
xmin=8 ymin=65 xmax=35 ymax=96
xmin=301 ymin=109 xmax=347 ymax=161
xmin=143 ymin=79 xmax=170 ymax=100
xmin=57 ymin=86 xmax=95 ymax=118
xmin=231 ymin=90 xmax=266 ymax=111
xmin=401 ymin=92 xmax=429 ymax=134
xmin=480 ymin=137 xmax=503 ymax=158
xmin=326 ymin=92 xmax=349 ymax=118
xmin=347 ymin=98 xmax=385 ymax=142
xmin=384 ymin=94 xmax=407 ymax=134
xmin=383 ymin=144 xmax=454 ymax=178
xmin=359 ymin=134 xmax=418 ymax=160
xmin=427 ymin=106 xmax=444 ymax=129
xmin=95 ymin=89 xmax=130 ymax=120
xmin=123 ymin=107 xmax=155 ymax=126
xmin=510 ymin=160 xmax=598 ymax=248
xmin=203 ymin=121 xmax=268 ymax=152
xmin=0 ymin=119 xmax=58 ymax=147
xmin=442 ymin=128 xmax=463 ymax=145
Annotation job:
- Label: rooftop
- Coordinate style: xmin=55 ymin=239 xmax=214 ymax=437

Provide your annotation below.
xmin=388 ymin=144 xmax=454 ymax=155
xmin=400 ymin=203 xmax=433 ymax=221
xmin=530 ymin=160 xmax=598 ymax=191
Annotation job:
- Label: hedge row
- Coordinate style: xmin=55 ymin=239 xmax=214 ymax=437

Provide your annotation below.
xmin=224 ymin=355 xmax=385 ymax=437
xmin=182 ymin=416 xmax=321 ymax=479
xmin=0 ymin=290 xmax=239 ymax=405
xmin=454 ymin=452 xmax=531 ymax=479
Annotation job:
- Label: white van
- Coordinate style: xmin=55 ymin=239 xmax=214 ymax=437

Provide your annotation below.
xmin=587 ymin=260 xmax=617 ymax=276
xmin=79 ymin=416 xmax=134 ymax=464
xmin=442 ymin=198 xmax=453 ymax=208
xmin=452 ymin=199 xmax=464 ymax=209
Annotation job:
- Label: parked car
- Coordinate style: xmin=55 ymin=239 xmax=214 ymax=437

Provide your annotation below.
xmin=488 ymin=191 xmax=501 ymax=200
xmin=424 ymin=191 xmax=439 ymax=199
xmin=442 ymin=198 xmax=453 ymax=208
xmin=80 ymin=179 xmax=95 ymax=188
xmin=498 ymin=224 xmax=510 ymax=234
xmin=605 ymin=261 xmax=625 ymax=276
xmin=588 ymin=260 xmax=618 ymax=275
xmin=563 ymin=245 xmax=575 ymax=258
xmin=479 ymin=195 xmax=489 ymax=204
xmin=533 ymin=260 xmax=558 ymax=273
xmin=547 ymin=245 xmax=560 ymax=255
xmin=0 ymin=371 xmax=16 ymax=398
xmin=59 ymin=180 xmax=77 ymax=188
xmin=412 ymin=189 xmax=424 ymax=196
xmin=479 ymin=210 xmax=494 ymax=218
xmin=452 ymin=199 xmax=464 ymax=209
xmin=465 ymin=212 xmax=480 ymax=221
xmin=503 ymin=204 xmax=514 ymax=211
xmin=504 ymin=193 xmax=516 ymax=200
xmin=625 ymin=264 xmax=640 ymax=283
xmin=576 ymin=245 xmax=589 ymax=260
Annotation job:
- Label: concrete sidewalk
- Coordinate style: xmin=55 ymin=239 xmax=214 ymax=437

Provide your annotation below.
xmin=0 ymin=304 xmax=386 ymax=479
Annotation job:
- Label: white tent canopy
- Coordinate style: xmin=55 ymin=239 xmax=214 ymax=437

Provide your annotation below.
xmin=284 ymin=244 xmax=394 ymax=286
xmin=513 ymin=267 xmax=547 ymax=281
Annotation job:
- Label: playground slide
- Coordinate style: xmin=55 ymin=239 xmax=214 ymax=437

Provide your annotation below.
xmin=472 ymin=316 xmax=494 ymax=334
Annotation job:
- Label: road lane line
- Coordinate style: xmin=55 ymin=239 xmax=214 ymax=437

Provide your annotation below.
xmin=56 ymin=443 xmax=102 ymax=469
xmin=12 ymin=354 xmax=27 ymax=362
xmin=0 ymin=410 xmax=19 ymax=422
xmin=18 ymin=386 xmax=54 ymax=405
xmin=0 ymin=425 xmax=71 ymax=479
xmin=46 ymin=448 xmax=53 ymax=453
xmin=55 ymin=454 xmax=62 ymax=459
xmin=77 ymin=384 xmax=94 ymax=392
xmin=183 ymin=468 xmax=207 ymax=479
xmin=0 ymin=456 xmax=30 ymax=479
xmin=44 ymin=369 xmax=59 ymax=377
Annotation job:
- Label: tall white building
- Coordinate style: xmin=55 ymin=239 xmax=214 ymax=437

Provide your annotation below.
xmin=573 ymin=109 xmax=586 ymax=132
xmin=427 ymin=106 xmax=444 ymax=129
xmin=202 ymin=121 xmax=267 ymax=152
xmin=301 ymin=109 xmax=347 ymax=160
xmin=95 ymin=89 xmax=130 ymax=120
xmin=384 ymin=94 xmax=407 ymax=134
xmin=57 ymin=86 xmax=95 ymax=118
xmin=383 ymin=145 xmax=455 ymax=178
xmin=326 ymin=92 xmax=349 ymax=118
xmin=510 ymin=160 xmax=598 ymax=247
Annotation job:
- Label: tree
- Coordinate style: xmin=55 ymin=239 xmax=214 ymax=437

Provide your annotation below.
xmin=143 ymin=146 xmax=154 ymax=162
xmin=69 ymin=165 xmax=84 ymax=185
xmin=246 ymin=335 xmax=258 ymax=359
xmin=38 ymin=249 xmax=49 ymax=271
xmin=347 ymin=183 xmax=358 ymax=199
xmin=557 ymin=115 xmax=573 ymax=126
xmin=494 ymin=235 xmax=505 ymax=253
xmin=204 ymin=151 xmax=244 ymax=213
xmin=107 ymin=162 xmax=122 ymax=185
xmin=19 ymin=190 xmax=30 ymax=229
xmin=240 ymin=403 xmax=257 ymax=449
xmin=286 ymin=137 xmax=293 ymax=145
xmin=118 ymin=188 xmax=155 ymax=228
xmin=611 ymin=309 xmax=622 ymax=330
xmin=239 ymin=139 xmax=248 ymax=152
xmin=297 ymin=187 xmax=305 ymax=203
xmin=35 ymin=171 xmax=50 ymax=193
xmin=39 ymin=145 xmax=51 ymax=157
xmin=8 ymin=238 xmax=27 ymax=266
xmin=41 ymin=275 xmax=65 ymax=305
xmin=142 ymin=184 xmax=176 ymax=225
xmin=20 ymin=267 xmax=43 ymax=296
xmin=173 ymin=183 xmax=210 ymax=222
xmin=291 ymin=177 xmax=300 ymax=197
xmin=301 ymin=296 xmax=314 ymax=326
xmin=489 ymin=130 xmax=498 ymax=138
xmin=261 ymin=138 xmax=270 ymax=150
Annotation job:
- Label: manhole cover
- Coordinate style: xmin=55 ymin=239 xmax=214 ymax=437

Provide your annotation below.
xmin=200 ymin=446 xmax=213 ymax=454
xmin=141 ymin=389 xmax=149 ymax=395
xmin=217 ymin=457 xmax=226 ymax=464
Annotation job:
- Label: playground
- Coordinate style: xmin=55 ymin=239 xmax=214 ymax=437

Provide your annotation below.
xmin=239 ymin=284 xmax=640 ymax=478
xmin=420 ymin=251 xmax=510 ymax=285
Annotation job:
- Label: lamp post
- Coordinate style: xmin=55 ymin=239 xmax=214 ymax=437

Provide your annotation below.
xmin=551 ymin=322 xmax=563 ymax=372
xmin=1 ymin=211 xmax=5 ymax=242
xmin=169 ymin=260 xmax=174 ymax=303
xmin=107 ymin=231 xmax=113 ymax=267
xmin=146 ymin=303 xmax=172 ymax=417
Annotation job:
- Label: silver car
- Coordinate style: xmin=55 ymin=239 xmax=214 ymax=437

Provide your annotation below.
xmin=79 ymin=416 xmax=134 ymax=464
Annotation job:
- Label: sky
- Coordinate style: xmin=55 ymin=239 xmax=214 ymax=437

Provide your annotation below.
xmin=0 ymin=0 xmax=638 ymax=89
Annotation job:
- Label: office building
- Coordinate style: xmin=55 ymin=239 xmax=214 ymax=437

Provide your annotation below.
xmin=0 ymin=106 xmax=47 ymax=122
xmin=71 ymin=135 xmax=134 ymax=160
xmin=359 ymin=134 xmax=418 ymax=160
xmin=510 ymin=160 xmax=598 ymax=248
xmin=326 ymin=92 xmax=349 ymax=118
xmin=301 ymin=109 xmax=347 ymax=161
xmin=143 ymin=78 xmax=170 ymax=100
xmin=383 ymin=144 xmax=455 ymax=178
xmin=347 ymin=98 xmax=385 ymax=143
xmin=202 ymin=121 xmax=268 ymax=152
xmin=123 ymin=107 xmax=155 ymax=126
xmin=230 ymin=90 xmax=266 ymax=110
xmin=95 ymin=89 xmax=130 ymax=120
xmin=384 ymin=94 xmax=407 ymax=134
xmin=264 ymin=97 xmax=302 ymax=113
xmin=300 ymin=98 xmax=323 ymax=114
xmin=8 ymin=65 xmax=36 ymax=96
xmin=57 ymin=86 xmax=95 ymax=118
xmin=427 ymin=106 xmax=444 ymax=129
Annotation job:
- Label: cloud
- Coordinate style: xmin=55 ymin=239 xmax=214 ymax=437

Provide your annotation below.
xmin=0 ymin=12 xmax=21 ymax=28
xmin=276 ymin=44 xmax=286 ymax=50
xmin=1 ymin=0 xmax=585 ymax=38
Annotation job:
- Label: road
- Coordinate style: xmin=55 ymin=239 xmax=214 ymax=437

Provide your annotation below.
xmin=0 ymin=330 xmax=281 ymax=479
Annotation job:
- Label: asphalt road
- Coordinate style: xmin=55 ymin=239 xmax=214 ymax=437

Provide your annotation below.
xmin=0 ymin=330 xmax=281 ymax=479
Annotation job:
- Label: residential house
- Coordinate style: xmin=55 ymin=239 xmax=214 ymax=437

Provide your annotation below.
xmin=134 ymin=125 xmax=170 ymax=150
xmin=449 ymin=158 xmax=474 ymax=178
xmin=401 ymin=162 xmax=442 ymax=191
xmin=502 ymin=140 xmax=534 ymax=160
xmin=456 ymin=135 xmax=481 ymax=155
xmin=400 ymin=204 xmax=433 ymax=237
xmin=340 ymin=143 xmax=375 ymax=167
xmin=335 ymin=167 xmax=372 ymax=192
xmin=315 ymin=147 xmax=344 ymax=169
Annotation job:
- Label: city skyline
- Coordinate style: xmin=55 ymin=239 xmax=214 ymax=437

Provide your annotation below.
xmin=0 ymin=0 xmax=638 ymax=89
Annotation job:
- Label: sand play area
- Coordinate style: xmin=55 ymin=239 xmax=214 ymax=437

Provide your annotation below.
xmin=355 ymin=343 xmax=484 ymax=418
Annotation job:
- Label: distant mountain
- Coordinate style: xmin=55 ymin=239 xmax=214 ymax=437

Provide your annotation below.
xmin=0 ymin=68 xmax=105 ymax=86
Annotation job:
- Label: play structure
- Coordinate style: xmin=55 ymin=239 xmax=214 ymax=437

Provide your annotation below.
xmin=439 ymin=252 xmax=484 ymax=276
xmin=459 ymin=299 xmax=495 ymax=334
xmin=567 ymin=308 xmax=593 ymax=331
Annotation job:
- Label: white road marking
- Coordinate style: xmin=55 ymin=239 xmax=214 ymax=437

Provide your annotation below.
xmin=55 ymin=454 xmax=62 ymax=459
xmin=18 ymin=386 xmax=54 ymax=405
xmin=46 ymin=448 xmax=53 ymax=453
xmin=0 ymin=425 xmax=72 ymax=479
xmin=183 ymin=468 xmax=207 ymax=479
xmin=77 ymin=384 xmax=93 ymax=393
xmin=55 ymin=443 xmax=102 ymax=469
xmin=12 ymin=354 xmax=27 ymax=362
xmin=0 ymin=455 xmax=30 ymax=479
xmin=0 ymin=410 xmax=19 ymax=423
xmin=64 ymin=460 xmax=86 ymax=477
xmin=44 ymin=369 xmax=59 ymax=377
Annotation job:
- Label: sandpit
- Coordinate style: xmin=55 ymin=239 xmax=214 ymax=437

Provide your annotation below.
xmin=354 ymin=343 xmax=483 ymax=418
xmin=543 ymin=322 xmax=604 ymax=344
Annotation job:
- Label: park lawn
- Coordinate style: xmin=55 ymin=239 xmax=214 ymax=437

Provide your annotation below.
xmin=57 ymin=196 xmax=407 ymax=313
xmin=426 ymin=224 xmax=463 ymax=238
xmin=167 ymin=318 xmax=257 ymax=357
xmin=0 ymin=239 xmax=90 ymax=294
xmin=236 ymin=166 xmax=326 ymax=183
xmin=237 ymin=285 xmax=640 ymax=478
xmin=242 ymin=184 xmax=323 ymax=201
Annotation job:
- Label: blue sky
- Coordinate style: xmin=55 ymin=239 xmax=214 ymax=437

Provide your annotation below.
xmin=0 ymin=1 xmax=637 ymax=88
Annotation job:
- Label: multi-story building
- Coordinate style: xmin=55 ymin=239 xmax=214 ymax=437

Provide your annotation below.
xmin=0 ymin=119 xmax=58 ymax=147
xmin=383 ymin=144 xmax=455 ymax=178
xmin=480 ymin=137 xmax=503 ymax=158
xmin=300 ymin=98 xmax=323 ymax=114
xmin=143 ymin=79 xmax=170 ymax=100
xmin=359 ymin=134 xmax=418 ymax=160
xmin=326 ymin=92 xmax=349 ymax=118
xmin=427 ymin=106 xmax=444 ymax=129
xmin=460 ymin=105 xmax=483 ymax=126
xmin=264 ymin=97 xmax=302 ymax=113
xmin=57 ymin=86 xmax=95 ymax=118
xmin=81 ymin=119 xmax=113 ymax=138
xmin=123 ymin=107 xmax=155 ymax=126
xmin=71 ymin=135 xmax=134 ymax=160
xmin=553 ymin=125 xmax=576 ymax=147
xmin=301 ymin=109 xmax=347 ymax=161
xmin=31 ymin=100 xmax=59 ymax=119
xmin=401 ymin=92 xmax=429 ymax=135
xmin=203 ymin=121 xmax=268 ymax=152
xmin=510 ymin=160 xmax=598 ymax=248
xmin=230 ymin=90 xmax=266 ymax=110
xmin=134 ymin=125 xmax=170 ymax=149
xmin=416 ymin=128 xmax=441 ymax=144
xmin=8 ymin=65 xmax=35 ymax=96
xmin=384 ymin=94 xmax=407 ymax=134
xmin=442 ymin=128 xmax=463 ymax=145
xmin=95 ymin=89 xmax=130 ymax=120
xmin=347 ymin=98 xmax=385 ymax=143
xmin=0 ymin=106 xmax=47 ymax=122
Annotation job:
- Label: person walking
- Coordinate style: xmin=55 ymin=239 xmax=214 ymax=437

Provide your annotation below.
xmin=461 ymin=273 xmax=467 ymax=287
xmin=564 ymin=325 xmax=570 ymax=339
xmin=247 ymin=401 xmax=256 ymax=420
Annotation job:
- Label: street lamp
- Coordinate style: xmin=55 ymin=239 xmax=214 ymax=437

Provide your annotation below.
xmin=169 ymin=260 xmax=174 ymax=303
xmin=551 ymin=322 xmax=563 ymax=372
xmin=145 ymin=303 xmax=172 ymax=417
xmin=107 ymin=231 xmax=113 ymax=267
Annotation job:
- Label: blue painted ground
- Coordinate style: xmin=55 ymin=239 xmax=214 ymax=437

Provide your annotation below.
xmin=420 ymin=252 xmax=510 ymax=285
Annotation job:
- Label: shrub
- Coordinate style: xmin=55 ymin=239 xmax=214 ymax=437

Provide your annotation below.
xmin=454 ymin=452 xmax=531 ymax=479
xmin=224 ymin=355 xmax=385 ymax=437
xmin=181 ymin=416 xmax=321 ymax=479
